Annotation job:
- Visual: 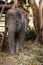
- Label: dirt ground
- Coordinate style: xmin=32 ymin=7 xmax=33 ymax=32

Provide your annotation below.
xmin=0 ymin=41 xmax=43 ymax=65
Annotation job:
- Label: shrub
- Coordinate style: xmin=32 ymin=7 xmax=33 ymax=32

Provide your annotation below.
xmin=25 ymin=27 xmax=36 ymax=41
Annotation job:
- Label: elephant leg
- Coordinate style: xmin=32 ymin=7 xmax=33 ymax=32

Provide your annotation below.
xmin=8 ymin=26 xmax=16 ymax=55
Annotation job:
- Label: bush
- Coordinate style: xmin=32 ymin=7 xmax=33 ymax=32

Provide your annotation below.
xmin=25 ymin=27 xmax=36 ymax=41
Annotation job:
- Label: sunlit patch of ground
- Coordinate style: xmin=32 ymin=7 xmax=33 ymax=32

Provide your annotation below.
xmin=0 ymin=41 xmax=43 ymax=65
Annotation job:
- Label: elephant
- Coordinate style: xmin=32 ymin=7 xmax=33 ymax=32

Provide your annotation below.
xmin=5 ymin=8 xmax=28 ymax=55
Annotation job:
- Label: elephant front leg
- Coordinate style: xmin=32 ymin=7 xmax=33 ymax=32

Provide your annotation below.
xmin=8 ymin=27 xmax=16 ymax=55
xmin=19 ymin=31 xmax=25 ymax=54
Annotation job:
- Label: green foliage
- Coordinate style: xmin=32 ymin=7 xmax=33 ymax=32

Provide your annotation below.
xmin=25 ymin=27 xmax=36 ymax=41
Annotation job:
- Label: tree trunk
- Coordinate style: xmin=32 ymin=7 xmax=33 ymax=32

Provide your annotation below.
xmin=12 ymin=0 xmax=18 ymax=9
xmin=29 ymin=0 xmax=43 ymax=43
xmin=39 ymin=0 xmax=43 ymax=43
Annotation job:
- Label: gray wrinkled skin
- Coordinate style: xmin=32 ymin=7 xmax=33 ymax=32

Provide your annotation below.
xmin=5 ymin=8 xmax=28 ymax=55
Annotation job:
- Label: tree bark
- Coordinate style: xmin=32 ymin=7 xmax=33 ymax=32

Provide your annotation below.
xmin=39 ymin=0 xmax=43 ymax=43
xmin=12 ymin=0 xmax=18 ymax=9
xmin=29 ymin=0 xmax=43 ymax=43
xmin=29 ymin=0 xmax=40 ymax=35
